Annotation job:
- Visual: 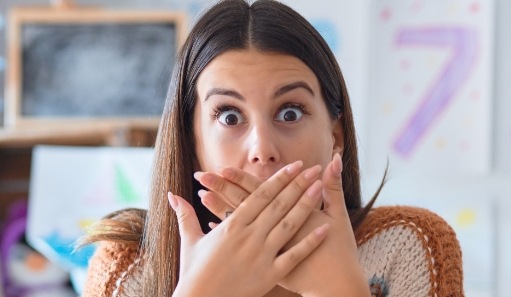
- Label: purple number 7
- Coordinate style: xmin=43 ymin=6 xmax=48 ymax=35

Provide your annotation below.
xmin=393 ymin=27 xmax=478 ymax=157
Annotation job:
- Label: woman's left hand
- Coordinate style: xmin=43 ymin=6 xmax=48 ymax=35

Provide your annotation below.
xmin=195 ymin=154 xmax=370 ymax=297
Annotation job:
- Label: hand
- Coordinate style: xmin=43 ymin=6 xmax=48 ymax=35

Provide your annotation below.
xmin=169 ymin=161 xmax=331 ymax=297
xmin=195 ymin=154 xmax=370 ymax=297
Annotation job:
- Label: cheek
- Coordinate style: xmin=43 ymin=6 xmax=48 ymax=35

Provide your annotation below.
xmin=292 ymin=127 xmax=334 ymax=167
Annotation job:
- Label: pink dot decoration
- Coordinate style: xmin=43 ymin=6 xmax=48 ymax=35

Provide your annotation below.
xmin=400 ymin=59 xmax=411 ymax=70
xmin=469 ymin=2 xmax=481 ymax=14
xmin=469 ymin=90 xmax=480 ymax=101
xmin=380 ymin=8 xmax=392 ymax=22
xmin=411 ymin=0 xmax=424 ymax=13
xmin=459 ymin=140 xmax=470 ymax=152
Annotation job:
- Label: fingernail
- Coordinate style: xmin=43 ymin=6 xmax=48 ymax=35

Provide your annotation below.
xmin=168 ymin=192 xmax=178 ymax=210
xmin=196 ymin=172 xmax=214 ymax=185
xmin=198 ymin=189 xmax=207 ymax=199
xmin=315 ymin=223 xmax=330 ymax=237
xmin=286 ymin=160 xmax=303 ymax=175
xmin=332 ymin=153 xmax=342 ymax=177
xmin=304 ymin=165 xmax=321 ymax=180
xmin=307 ymin=180 xmax=322 ymax=198
xmin=193 ymin=171 xmax=204 ymax=180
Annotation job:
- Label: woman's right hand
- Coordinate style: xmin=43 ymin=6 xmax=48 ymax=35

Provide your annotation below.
xmin=169 ymin=161 xmax=330 ymax=297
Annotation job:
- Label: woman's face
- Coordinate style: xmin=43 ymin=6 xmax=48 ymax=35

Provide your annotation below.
xmin=194 ymin=49 xmax=343 ymax=179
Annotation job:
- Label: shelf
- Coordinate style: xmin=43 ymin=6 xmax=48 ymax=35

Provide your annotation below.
xmin=0 ymin=122 xmax=159 ymax=148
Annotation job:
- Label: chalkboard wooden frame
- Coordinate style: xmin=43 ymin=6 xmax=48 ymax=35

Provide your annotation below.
xmin=4 ymin=6 xmax=186 ymax=129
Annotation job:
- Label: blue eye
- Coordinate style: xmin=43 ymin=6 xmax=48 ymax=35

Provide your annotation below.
xmin=275 ymin=106 xmax=304 ymax=122
xmin=217 ymin=108 xmax=245 ymax=126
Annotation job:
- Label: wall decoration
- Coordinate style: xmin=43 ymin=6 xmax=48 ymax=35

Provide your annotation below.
xmin=367 ymin=0 xmax=494 ymax=175
xmin=26 ymin=146 xmax=153 ymax=292
xmin=4 ymin=7 xmax=186 ymax=129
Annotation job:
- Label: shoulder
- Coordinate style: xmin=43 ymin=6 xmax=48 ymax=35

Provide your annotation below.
xmin=355 ymin=206 xmax=464 ymax=297
xmin=82 ymin=241 xmax=143 ymax=297
xmin=81 ymin=208 xmax=146 ymax=297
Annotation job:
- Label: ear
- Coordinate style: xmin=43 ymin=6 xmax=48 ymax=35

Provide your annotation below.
xmin=331 ymin=117 xmax=344 ymax=156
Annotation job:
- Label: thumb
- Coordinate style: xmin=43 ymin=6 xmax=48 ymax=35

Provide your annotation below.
xmin=168 ymin=192 xmax=203 ymax=243
xmin=321 ymin=153 xmax=346 ymax=216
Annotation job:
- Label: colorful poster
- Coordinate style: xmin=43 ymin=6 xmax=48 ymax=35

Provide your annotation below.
xmin=366 ymin=0 xmax=493 ymax=175
xmin=26 ymin=145 xmax=153 ymax=292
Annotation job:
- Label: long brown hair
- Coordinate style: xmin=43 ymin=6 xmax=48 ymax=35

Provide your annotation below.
xmin=84 ymin=0 xmax=385 ymax=295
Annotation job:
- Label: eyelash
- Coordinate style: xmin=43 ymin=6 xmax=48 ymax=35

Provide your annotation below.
xmin=210 ymin=103 xmax=310 ymax=121
xmin=280 ymin=103 xmax=310 ymax=116
xmin=211 ymin=104 xmax=239 ymax=121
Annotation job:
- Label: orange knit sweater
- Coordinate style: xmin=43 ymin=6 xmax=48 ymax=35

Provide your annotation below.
xmin=82 ymin=206 xmax=464 ymax=297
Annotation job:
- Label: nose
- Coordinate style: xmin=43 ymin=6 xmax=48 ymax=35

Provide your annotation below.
xmin=247 ymin=123 xmax=280 ymax=165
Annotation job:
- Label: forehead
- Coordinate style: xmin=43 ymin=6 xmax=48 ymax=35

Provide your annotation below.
xmin=196 ymin=49 xmax=321 ymax=94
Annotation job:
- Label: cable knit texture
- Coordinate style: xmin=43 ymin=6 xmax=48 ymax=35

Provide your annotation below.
xmin=82 ymin=206 xmax=464 ymax=296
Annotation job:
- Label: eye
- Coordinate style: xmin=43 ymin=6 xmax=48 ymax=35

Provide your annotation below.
xmin=216 ymin=107 xmax=245 ymax=126
xmin=275 ymin=105 xmax=305 ymax=122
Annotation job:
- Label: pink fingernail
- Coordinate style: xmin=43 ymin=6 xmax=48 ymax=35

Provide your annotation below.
xmin=314 ymin=223 xmax=330 ymax=237
xmin=332 ymin=153 xmax=342 ymax=177
xmin=286 ymin=160 xmax=303 ymax=175
xmin=304 ymin=165 xmax=321 ymax=180
xmin=198 ymin=189 xmax=207 ymax=199
xmin=168 ymin=192 xmax=178 ymax=210
xmin=307 ymin=180 xmax=322 ymax=198
xmin=193 ymin=171 xmax=204 ymax=180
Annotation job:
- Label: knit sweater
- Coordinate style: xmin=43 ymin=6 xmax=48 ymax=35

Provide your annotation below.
xmin=82 ymin=206 xmax=464 ymax=297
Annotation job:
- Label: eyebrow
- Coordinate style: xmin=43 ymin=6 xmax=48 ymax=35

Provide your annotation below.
xmin=273 ymin=81 xmax=315 ymax=99
xmin=204 ymin=81 xmax=315 ymax=102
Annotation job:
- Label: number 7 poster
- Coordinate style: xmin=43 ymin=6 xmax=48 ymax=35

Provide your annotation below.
xmin=366 ymin=0 xmax=493 ymax=175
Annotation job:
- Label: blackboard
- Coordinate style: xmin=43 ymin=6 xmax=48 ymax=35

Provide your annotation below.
xmin=4 ymin=8 xmax=186 ymax=128
xmin=21 ymin=23 xmax=175 ymax=117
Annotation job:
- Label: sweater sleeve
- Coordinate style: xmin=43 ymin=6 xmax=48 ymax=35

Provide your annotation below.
xmin=355 ymin=206 xmax=464 ymax=297
xmin=82 ymin=242 xmax=142 ymax=297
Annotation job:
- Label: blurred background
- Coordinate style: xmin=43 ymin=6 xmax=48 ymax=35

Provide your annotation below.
xmin=0 ymin=0 xmax=508 ymax=296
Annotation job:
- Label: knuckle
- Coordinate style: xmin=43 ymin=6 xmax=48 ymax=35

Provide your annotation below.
xmin=296 ymin=198 xmax=314 ymax=212
xmin=275 ymin=171 xmax=291 ymax=186
xmin=230 ymin=170 xmax=243 ymax=184
xmin=279 ymin=218 xmax=296 ymax=233
xmin=271 ymin=199 xmax=288 ymax=213
xmin=290 ymin=179 xmax=307 ymax=194
xmin=254 ymin=186 xmax=272 ymax=202
xmin=286 ymin=250 xmax=301 ymax=265
xmin=176 ymin=211 xmax=190 ymax=225
xmin=214 ymin=177 xmax=226 ymax=192
xmin=324 ymin=182 xmax=343 ymax=192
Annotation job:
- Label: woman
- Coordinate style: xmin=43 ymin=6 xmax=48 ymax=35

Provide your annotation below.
xmin=81 ymin=0 xmax=464 ymax=296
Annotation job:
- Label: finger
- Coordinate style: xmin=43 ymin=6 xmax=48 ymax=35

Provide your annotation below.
xmin=168 ymin=192 xmax=203 ymax=243
xmin=208 ymin=222 xmax=219 ymax=229
xmin=254 ymin=165 xmax=321 ymax=233
xmin=194 ymin=171 xmax=249 ymax=208
xmin=219 ymin=167 xmax=262 ymax=194
xmin=272 ymin=223 xmax=329 ymax=277
xmin=321 ymin=153 xmax=346 ymax=217
xmin=232 ymin=160 xmax=303 ymax=225
xmin=199 ymin=189 xmax=235 ymax=220
xmin=265 ymin=179 xmax=323 ymax=250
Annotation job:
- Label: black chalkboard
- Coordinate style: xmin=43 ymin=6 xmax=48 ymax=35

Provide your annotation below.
xmin=20 ymin=23 xmax=176 ymax=117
